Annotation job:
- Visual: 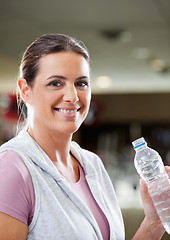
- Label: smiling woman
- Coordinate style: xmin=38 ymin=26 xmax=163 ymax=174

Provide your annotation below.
xmin=17 ymin=34 xmax=90 ymax=132
xmin=0 ymin=33 xmax=169 ymax=240
xmin=18 ymin=51 xmax=91 ymax=136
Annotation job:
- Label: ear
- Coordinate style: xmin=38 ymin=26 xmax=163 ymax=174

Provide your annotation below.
xmin=17 ymin=78 xmax=31 ymax=104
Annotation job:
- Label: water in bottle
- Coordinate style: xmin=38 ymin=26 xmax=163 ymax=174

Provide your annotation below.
xmin=132 ymin=137 xmax=170 ymax=235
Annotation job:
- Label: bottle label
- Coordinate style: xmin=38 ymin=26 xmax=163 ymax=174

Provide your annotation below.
xmin=133 ymin=142 xmax=145 ymax=149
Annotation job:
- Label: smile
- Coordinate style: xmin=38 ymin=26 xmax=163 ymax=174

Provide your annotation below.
xmin=54 ymin=108 xmax=81 ymax=113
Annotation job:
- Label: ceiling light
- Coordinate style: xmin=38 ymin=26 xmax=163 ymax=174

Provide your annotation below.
xmin=148 ymin=58 xmax=166 ymax=72
xmin=96 ymin=76 xmax=111 ymax=88
xmin=120 ymin=31 xmax=132 ymax=42
xmin=132 ymin=48 xmax=151 ymax=60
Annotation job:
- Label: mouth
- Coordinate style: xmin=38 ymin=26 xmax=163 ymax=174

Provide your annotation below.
xmin=53 ymin=107 xmax=81 ymax=113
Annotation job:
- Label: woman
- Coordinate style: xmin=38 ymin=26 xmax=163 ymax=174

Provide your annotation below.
xmin=0 ymin=33 xmax=169 ymax=240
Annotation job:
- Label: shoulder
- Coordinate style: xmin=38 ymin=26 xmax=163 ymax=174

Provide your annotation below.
xmin=0 ymin=150 xmax=27 ymax=169
xmin=0 ymin=150 xmax=32 ymax=186
xmin=0 ymin=150 xmax=22 ymax=160
xmin=0 ymin=130 xmax=32 ymax=154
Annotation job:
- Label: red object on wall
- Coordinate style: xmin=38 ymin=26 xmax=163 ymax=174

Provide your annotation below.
xmin=0 ymin=94 xmax=18 ymax=123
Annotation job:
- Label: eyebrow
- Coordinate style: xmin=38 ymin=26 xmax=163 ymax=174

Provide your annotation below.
xmin=47 ymin=75 xmax=89 ymax=81
xmin=47 ymin=75 xmax=66 ymax=80
xmin=76 ymin=76 xmax=89 ymax=80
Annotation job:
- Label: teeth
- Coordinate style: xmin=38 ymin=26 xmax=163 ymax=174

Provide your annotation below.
xmin=58 ymin=109 xmax=77 ymax=113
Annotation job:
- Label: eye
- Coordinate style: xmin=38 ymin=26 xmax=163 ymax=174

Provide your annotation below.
xmin=75 ymin=80 xmax=89 ymax=89
xmin=47 ymin=80 xmax=63 ymax=88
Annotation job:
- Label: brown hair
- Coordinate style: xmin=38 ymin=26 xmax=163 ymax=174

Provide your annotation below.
xmin=17 ymin=33 xmax=90 ymax=132
xmin=19 ymin=33 xmax=90 ymax=87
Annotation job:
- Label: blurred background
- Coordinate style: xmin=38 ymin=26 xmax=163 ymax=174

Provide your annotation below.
xmin=0 ymin=0 xmax=170 ymax=239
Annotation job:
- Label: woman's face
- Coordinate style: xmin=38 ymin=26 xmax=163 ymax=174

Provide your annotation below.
xmin=26 ymin=51 xmax=91 ymax=135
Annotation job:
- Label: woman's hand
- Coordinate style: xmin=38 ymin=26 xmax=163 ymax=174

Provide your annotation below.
xmin=132 ymin=166 xmax=170 ymax=240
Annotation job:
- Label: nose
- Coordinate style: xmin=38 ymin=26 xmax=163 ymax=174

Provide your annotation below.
xmin=63 ymin=85 xmax=79 ymax=103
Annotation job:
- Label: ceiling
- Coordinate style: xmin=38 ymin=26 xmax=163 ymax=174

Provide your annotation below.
xmin=0 ymin=0 xmax=170 ymax=94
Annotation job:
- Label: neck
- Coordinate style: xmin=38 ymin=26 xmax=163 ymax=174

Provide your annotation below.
xmin=28 ymin=126 xmax=80 ymax=182
xmin=28 ymin=126 xmax=72 ymax=166
xmin=28 ymin=125 xmax=80 ymax=182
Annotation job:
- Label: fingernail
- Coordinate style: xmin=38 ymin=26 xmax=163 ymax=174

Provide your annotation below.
xmin=140 ymin=179 xmax=142 ymax=185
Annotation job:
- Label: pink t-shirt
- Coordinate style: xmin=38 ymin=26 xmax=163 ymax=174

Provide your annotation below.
xmin=0 ymin=151 xmax=110 ymax=239
xmin=0 ymin=151 xmax=35 ymax=225
xmin=70 ymin=164 xmax=110 ymax=240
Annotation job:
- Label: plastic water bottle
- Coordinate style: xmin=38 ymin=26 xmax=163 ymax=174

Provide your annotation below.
xmin=132 ymin=137 xmax=170 ymax=235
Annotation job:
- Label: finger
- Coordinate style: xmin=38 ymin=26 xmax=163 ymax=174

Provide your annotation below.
xmin=139 ymin=179 xmax=160 ymax=226
xmin=165 ymin=166 xmax=170 ymax=178
xmin=139 ymin=179 xmax=151 ymax=205
xmin=165 ymin=165 xmax=170 ymax=173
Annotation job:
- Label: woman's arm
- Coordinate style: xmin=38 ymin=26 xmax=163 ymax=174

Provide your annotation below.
xmin=132 ymin=166 xmax=170 ymax=240
xmin=0 ymin=212 xmax=28 ymax=240
xmin=0 ymin=151 xmax=35 ymax=240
